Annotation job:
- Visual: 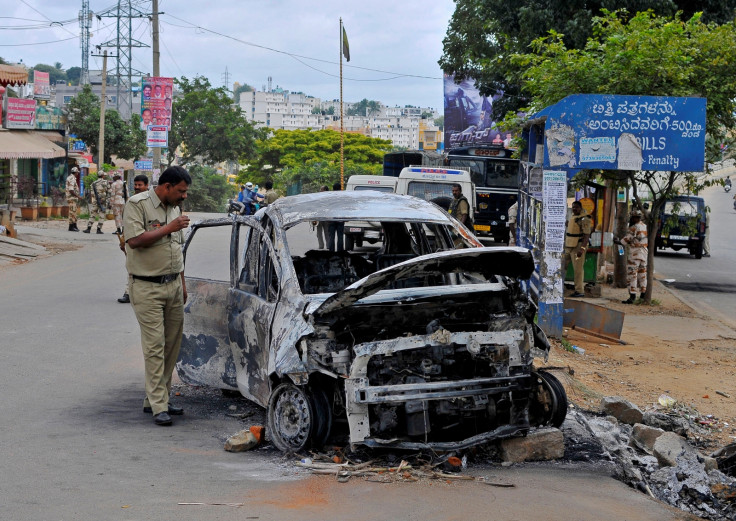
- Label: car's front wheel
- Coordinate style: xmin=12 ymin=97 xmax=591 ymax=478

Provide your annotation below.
xmin=267 ymin=383 xmax=316 ymax=452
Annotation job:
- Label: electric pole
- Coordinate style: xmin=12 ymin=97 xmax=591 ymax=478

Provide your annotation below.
xmin=98 ymin=50 xmax=108 ymax=172
xmin=152 ymin=0 xmax=161 ymax=172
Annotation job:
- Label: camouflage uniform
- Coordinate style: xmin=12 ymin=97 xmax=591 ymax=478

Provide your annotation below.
xmin=85 ymin=173 xmax=111 ymax=233
xmin=111 ymin=177 xmax=126 ymax=232
xmin=621 ymin=220 xmax=648 ymax=295
xmin=65 ymin=172 xmax=80 ymax=227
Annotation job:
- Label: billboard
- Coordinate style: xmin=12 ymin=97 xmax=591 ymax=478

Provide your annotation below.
xmin=443 ymin=74 xmax=509 ymax=150
xmin=33 ymin=70 xmax=50 ymax=99
xmin=541 ymin=94 xmax=707 ymax=172
xmin=141 ymin=77 xmax=173 ymax=131
xmin=146 ymin=125 xmax=168 ymax=148
xmin=5 ymin=97 xmax=37 ymax=129
xmin=36 ymin=105 xmax=66 ymax=130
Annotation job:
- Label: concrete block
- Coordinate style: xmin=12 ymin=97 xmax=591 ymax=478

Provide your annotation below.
xmin=601 ymin=396 xmax=643 ymax=425
xmin=631 ymin=423 xmax=665 ymax=454
xmin=224 ymin=430 xmax=259 ymax=452
xmin=499 ymin=427 xmax=565 ymax=463
xmin=653 ymin=431 xmax=690 ymax=467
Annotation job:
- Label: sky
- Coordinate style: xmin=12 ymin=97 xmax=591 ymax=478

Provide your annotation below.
xmin=1 ymin=0 xmax=457 ymax=111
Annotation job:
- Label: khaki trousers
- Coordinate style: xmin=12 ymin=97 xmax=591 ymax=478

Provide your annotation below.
xmin=68 ymin=197 xmax=79 ymax=224
xmin=129 ymin=276 xmax=184 ymax=415
xmin=562 ymin=246 xmax=585 ymax=293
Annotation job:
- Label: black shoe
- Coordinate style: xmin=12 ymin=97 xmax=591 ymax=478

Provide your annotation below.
xmin=153 ymin=412 xmax=172 ymax=426
xmin=570 ymin=292 xmax=585 ymax=298
xmin=96 ymin=227 xmax=104 ymax=234
xmin=117 ymin=293 xmax=130 ymax=303
xmin=622 ymin=293 xmax=636 ymax=304
xmin=83 ymin=227 xmax=91 ymax=233
xmin=72 ymin=223 xmax=80 ymax=231
xmin=144 ymin=404 xmax=184 ymax=415
xmin=68 ymin=223 xmax=78 ymax=232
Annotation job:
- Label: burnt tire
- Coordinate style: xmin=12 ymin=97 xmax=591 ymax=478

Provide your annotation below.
xmin=693 ymin=242 xmax=703 ymax=259
xmin=267 ymin=383 xmax=316 ymax=453
xmin=530 ymin=371 xmax=568 ymax=428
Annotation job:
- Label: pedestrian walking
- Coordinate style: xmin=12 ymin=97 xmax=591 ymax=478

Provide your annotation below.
xmin=65 ymin=166 xmax=80 ymax=232
xmin=110 ymin=173 xmax=127 ymax=235
xmin=83 ymin=171 xmax=110 ymax=234
xmin=562 ymin=200 xmax=592 ymax=298
xmin=703 ymin=206 xmax=711 ymax=257
xmin=118 ymin=174 xmax=149 ymax=304
xmin=615 ymin=208 xmax=648 ymax=304
xmin=123 ymin=166 xmax=191 ymax=426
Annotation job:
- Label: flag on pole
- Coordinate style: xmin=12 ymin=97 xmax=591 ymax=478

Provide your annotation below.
xmin=342 ymin=26 xmax=350 ymax=62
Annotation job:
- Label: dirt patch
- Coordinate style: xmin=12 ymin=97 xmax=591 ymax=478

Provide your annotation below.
xmin=540 ymin=280 xmax=736 ymax=451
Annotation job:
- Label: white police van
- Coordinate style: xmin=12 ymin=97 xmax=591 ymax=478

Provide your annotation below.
xmin=396 ymin=166 xmax=474 ymax=220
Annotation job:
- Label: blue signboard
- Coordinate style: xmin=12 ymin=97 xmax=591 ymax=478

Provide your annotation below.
xmin=542 ymin=94 xmax=706 ymax=173
xmin=134 ymin=160 xmax=153 ymax=171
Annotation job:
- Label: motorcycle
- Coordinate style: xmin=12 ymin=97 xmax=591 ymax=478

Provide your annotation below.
xmin=725 ymin=183 xmax=732 ymax=193
xmin=227 ymin=199 xmax=248 ymax=217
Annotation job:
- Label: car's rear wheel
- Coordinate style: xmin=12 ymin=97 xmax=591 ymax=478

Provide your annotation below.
xmin=692 ymin=242 xmax=703 ymax=259
xmin=267 ymin=383 xmax=316 ymax=452
xmin=529 ymin=371 xmax=568 ymax=428
xmin=344 ymin=234 xmax=354 ymax=251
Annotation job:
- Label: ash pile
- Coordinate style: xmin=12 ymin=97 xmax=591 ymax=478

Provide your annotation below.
xmin=566 ymin=396 xmax=736 ymax=520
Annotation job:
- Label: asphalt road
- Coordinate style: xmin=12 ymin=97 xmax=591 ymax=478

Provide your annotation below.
xmin=0 ymin=214 xmax=693 ymax=521
xmin=653 ymin=182 xmax=736 ymax=324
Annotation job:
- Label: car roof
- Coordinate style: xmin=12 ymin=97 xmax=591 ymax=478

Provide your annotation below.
xmin=266 ymin=190 xmax=454 ymax=227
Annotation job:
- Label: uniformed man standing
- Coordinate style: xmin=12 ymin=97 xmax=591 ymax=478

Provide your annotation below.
xmin=448 ymin=183 xmax=472 ymax=228
xmin=84 ymin=171 xmax=111 ymax=234
xmin=110 ymin=172 xmax=127 ymax=235
xmin=507 ymin=199 xmax=518 ymax=246
xmin=124 ymin=166 xmax=191 ymax=426
xmin=615 ymin=208 xmax=648 ymax=304
xmin=65 ymin=166 xmax=80 ymax=232
xmin=562 ymin=200 xmax=592 ymax=298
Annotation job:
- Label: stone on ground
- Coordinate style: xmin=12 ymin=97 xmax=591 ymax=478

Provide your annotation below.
xmin=224 ymin=430 xmax=259 ymax=452
xmin=499 ymin=428 xmax=564 ymax=463
xmin=600 ymin=396 xmax=643 ymax=425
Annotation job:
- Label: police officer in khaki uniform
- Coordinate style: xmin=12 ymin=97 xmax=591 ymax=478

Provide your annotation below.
xmin=124 ymin=166 xmax=191 ymax=426
xmin=562 ymin=200 xmax=592 ymax=297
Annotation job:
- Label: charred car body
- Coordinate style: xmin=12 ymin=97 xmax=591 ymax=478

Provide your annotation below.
xmin=178 ymin=191 xmax=567 ymax=452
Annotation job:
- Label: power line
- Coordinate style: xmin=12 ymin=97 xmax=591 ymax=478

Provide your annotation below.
xmin=161 ymin=13 xmax=442 ymax=81
xmin=18 ymin=0 xmax=77 ymax=37
xmin=0 ymin=35 xmax=78 ymax=46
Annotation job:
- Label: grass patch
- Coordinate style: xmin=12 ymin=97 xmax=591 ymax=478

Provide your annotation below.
xmin=560 ymin=338 xmax=575 ymax=352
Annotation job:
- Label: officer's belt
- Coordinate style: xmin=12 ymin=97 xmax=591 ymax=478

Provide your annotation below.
xmin=566 ymin=232 xmax=584 ymax=237
xmin=132 ymin=273 xmax=179 ymax=284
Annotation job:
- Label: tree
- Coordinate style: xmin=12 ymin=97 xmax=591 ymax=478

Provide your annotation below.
xmin=66 ymin=66 xmax=81 ymax=85
xmin=346 ymin=98 xmax=381 ymax=116
xmin=169 ymin=76 xmax=266 ymax=165
xmin=439 ymin=0 xmax=736 ymax=119
xmin=65 ymin=85 xmax=146 ymax=163
xmin=182 ymin=164 xmax=235 ymax=212
xmin=433 ymin=115 xmax=444 ymax=130
xmin=513 ymin=10 xmax=736 ymax=302
xmin=245 ymin=129 xmax=392 ymax=191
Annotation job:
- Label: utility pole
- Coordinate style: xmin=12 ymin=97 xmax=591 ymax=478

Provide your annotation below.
xmin=151 ymin=0 xmax=161 ymax=172
xmin=98 ymin=50 xmax=108 ymax=173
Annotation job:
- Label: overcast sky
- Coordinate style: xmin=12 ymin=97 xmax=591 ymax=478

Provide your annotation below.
xmin=2 ymin=0 xmax=456 ymax=110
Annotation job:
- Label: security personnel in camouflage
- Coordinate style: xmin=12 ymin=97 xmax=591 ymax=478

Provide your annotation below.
xmin=84 ymin=171 xmax=111 ymax=234
xmin=111 ymin=173 xmax=127 ymax=235
xmin=65 ymin=167 xmax=80 ymax=232
xmin=616 ymin=209 xmax=648 ymax=304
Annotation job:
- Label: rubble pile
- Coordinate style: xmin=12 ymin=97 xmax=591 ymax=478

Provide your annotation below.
xmin=581 ymin=396 xmax=736 ymax=520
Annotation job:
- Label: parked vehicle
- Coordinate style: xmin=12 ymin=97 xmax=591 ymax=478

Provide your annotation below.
xmin=654 ymin=195 xmax=706 ymax=258
xmin=344 ymin=175 xmax=398 ymax=249
xmin=179 ymin=191 xmax=567 ymax=452
xmin=395 ymin=166 xmax=474 ymax=218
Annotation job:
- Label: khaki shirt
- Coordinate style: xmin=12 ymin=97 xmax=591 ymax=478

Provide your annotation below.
xmin=564 ymin=212 xmax=592 ymax=248
xmin=111 ymin=179 xmax=126 ymax=205
xmin=123 ymin=188 xmax=184 ymax=277
xmin=65 ymin=174 xmax=79 ymax=199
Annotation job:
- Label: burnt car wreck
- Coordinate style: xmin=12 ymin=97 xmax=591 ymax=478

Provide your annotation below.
xmin=178 ymin=191 xmax=567 ymax=452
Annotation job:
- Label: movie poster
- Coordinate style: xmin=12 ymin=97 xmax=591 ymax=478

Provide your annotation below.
xmin=443 ymin=74 xmax=511 ymax=150
xmin=140 ymin=77 xmax=173 ymax=131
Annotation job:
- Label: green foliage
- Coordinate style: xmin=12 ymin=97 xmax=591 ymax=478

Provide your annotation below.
xmin=83 ymin=173 xmax=98 ymax=191
xmin=233 ymin=82 xmax=254 ymax=103
xmin=439 ymin=0 xmax=736 ymax=118
xmin=433 ymin=115 xmax=444 ymax=130
xmin=30 ymin=63 xmax=66 ymax=84
xmin=170 ymin=76 xmax=266 ymax=165
xmin=182 ymin=164 xmax=236 ymax=212
xmin=65 ymin=66 xmax=81 ymax=86
xmin=245 ymin=129 xmax=392 ymax=193
xmin=64 ymin=85 xmax=146 ymax=162
xmin=346 ymin=98 xmax=381 ymax=116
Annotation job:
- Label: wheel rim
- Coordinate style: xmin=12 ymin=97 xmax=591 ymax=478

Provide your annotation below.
xmin=269 ymin=384 xmax=314 ymax=452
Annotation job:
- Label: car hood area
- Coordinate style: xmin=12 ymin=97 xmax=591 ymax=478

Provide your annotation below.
xmin=309 ymin=247 xmax=534 ymax=317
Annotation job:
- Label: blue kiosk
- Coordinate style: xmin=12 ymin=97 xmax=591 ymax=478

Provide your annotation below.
xmin=517 ymin=94 xmax=706 ymax=338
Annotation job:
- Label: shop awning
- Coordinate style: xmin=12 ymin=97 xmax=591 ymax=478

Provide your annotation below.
xmin=0 ymin=64 xmax=28 ymax=86
xmin=0 ymin=130 xmax=66 ymax=159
